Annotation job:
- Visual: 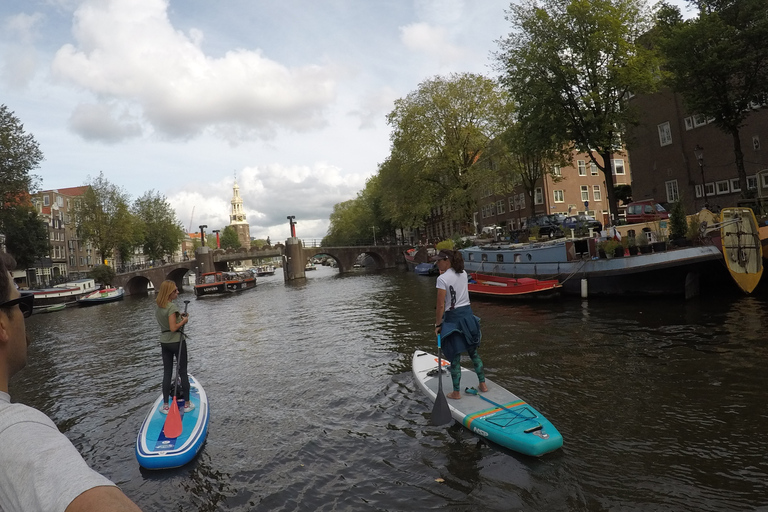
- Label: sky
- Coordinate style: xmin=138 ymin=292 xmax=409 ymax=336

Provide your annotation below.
xmin=0 ymin=0 xmax=694 ymax=242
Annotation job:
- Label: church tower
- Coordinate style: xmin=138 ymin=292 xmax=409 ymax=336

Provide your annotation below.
xmin=229 ymin=175 xmax=251 ymax=248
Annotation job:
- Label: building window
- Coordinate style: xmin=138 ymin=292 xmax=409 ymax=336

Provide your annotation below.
xmin=658 ymin=122 xmax=672 ymax=146
xmin=519 ymin=193 xmax=525 ymax=210
xmin=665 ymin=180 xmax=680 ymax=202
xmin=496 ymin=200 xmax=505 ymax=214
xmin=509 ymin=197 xmax=514 ymax=211
xmin=593 ymin=185 xmax=602 ymax=201
xmin=57 ymin=196 xmax=63 ymax=207
xmin=612 ymin=159 xmax=625 ymax=175
xmin=684 ymin=117 xmax=693 ymax=131
xmin=554 ymin=190 xmax=564 ymax=203
xmin=590 ymin=162 xmax=599 ymax=176
xmin=705 ymin=183 xmax=716 ymax=196
xmin=43 ymin=195 xmax=50 ymax=206
xmin=730 ymin=178 xmax=741 ymax=192
xmin=693 ymin=114 xmax=707 ymax=127
xmin=534 ymin=188 xmax=543 ymax=205
xmin=578 ymin=160 xmax=586 ymax=176
xmin=552 ymin=165 xmax=562 ymax=176
xmin=716 ymin=180 xmax=730 ymax=195
xmin=747 ymin=175 xmax=758 ymax=190
xmin=580 ymin=186 xmax=589 ymax=201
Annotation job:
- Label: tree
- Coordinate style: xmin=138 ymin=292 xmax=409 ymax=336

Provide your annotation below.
xmin=0 ymin=105 xmax=47 ymax=266
xmin=2 ymin=206 xmax=50 ymax=269
xmin=133 ymin=190 xmax=185 ymax=260
xmin=74 ymin=172 xmax=134 ymax=264
xmin=385 ymin=73 xmax=514 ymax=229
xmin=657 ymin=0 xmax=768 ymax=196
xmin=220 ymin=226 xmax=241 ymax=249
xmin=89 ymin=264 xmax=116 ymax=286
xmin=497 ymin=0 xmax=661 ymax=224
xmin=323 ymin=196 xmax=375 ymax=246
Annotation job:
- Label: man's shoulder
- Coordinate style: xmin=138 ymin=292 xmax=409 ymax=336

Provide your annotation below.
xmin=0 ymin=401 xmax=58 ymax=436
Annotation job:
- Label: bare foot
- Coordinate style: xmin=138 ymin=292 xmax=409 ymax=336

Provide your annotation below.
xmin=478 ymin=382 xmax=488 ymax=392
xmin=446 ymin=391 xmax=462 ymax=400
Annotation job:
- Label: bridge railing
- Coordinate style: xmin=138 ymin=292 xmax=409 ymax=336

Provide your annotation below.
xmin=300 ymin=239 xmax=408 ymax=248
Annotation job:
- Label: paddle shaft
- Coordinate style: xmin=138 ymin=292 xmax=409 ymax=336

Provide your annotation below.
xmin=171 ymin=300 xmax=191 ymax=402
xmin=430 ymin=334 xmax=453 ymax=425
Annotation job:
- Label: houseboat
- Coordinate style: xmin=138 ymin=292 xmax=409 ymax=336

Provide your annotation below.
xmin=30 ymin=278 xmax=97 ymax=310
xmin=194 ymin=271 xmax=256 ymax=297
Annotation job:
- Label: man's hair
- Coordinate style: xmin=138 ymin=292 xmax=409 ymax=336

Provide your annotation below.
xmin=0 ymin=253 xmax=16 ymax=303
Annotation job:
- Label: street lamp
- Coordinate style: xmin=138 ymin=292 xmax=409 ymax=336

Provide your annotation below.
xmin=693 ymin=145 xmax=709 ymax=209
xmin=372 ymin=226 xmax=377 ymax=246
xmin=199 ymin=225 xmax=207 ymax=247
xmin=287 ymin=216 xmax=296 ymax=237
xmin=212 ymin=229 xmax=220 ymax=249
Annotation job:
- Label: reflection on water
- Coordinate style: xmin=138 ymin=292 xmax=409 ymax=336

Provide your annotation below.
xmin=13 ymin=266 xmax=768 ymax=511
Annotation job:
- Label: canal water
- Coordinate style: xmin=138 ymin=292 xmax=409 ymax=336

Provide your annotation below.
xmin=16 ymin=266 xmax=768 ymax=511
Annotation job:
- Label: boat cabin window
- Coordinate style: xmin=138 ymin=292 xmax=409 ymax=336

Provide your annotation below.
xmin=514 ymin=254 xmax=521 ymax=263
xmin=481 ymin=254 xmax=488 ymax=262
xmin=204 ymin=275 xmax=216 ymax=283
xmin=496 ymin=254 xmax=504 ymax=263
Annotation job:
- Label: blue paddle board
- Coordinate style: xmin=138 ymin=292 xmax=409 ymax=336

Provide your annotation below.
xmin=135 ymin=374 xmax=210 ymax=469
xmin=412 ymin=350 xmax=563 ymax=457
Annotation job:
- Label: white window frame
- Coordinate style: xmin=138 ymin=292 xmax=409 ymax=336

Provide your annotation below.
xmin=580 ymin=185 xmax=589 ymax=202
xmin=519 ymin=193 xmax=525 ymax=210
xmin=590 ymin=162 xmax=599 ymax=176
xmin=747 ymin=175 xmax=758 ymax=190
xmin=658 ymin=122 xmax=672 ymax=146
xmin=496 ymin=199 xmax=505 ymax=214
xmin=665 ymin=179 xmax=680 ymax=203
xmin=592 ymin=185 xmax=602 ymax=201
xmin=730 ymin=178 xmax=741 ymax=193
xmin=43 ymin=195 xmax=50 ymax=206
xmin=693 ymin=114 xmax=707 ymax=127
xmin=684 ymin=117 xmax=694 ymax=131
xmin=554 ymin=190 xmax=564 ymax=203
xmin=509 ymin=197 xmax=515 ymax=211
xmin=612 ymin=159 xmax=625 ymax=175
xmin=705 ymin=182 xmax=716 ymax=196
xmin=716 ymin=180 xmax=730 ymax=195
xmin=552 ymin=165 xmax=562 ymax=176
xmin=534 ymin=188 xmax=543 ymax=205
xmin=577 ymin=160 xmax=586 ymax=176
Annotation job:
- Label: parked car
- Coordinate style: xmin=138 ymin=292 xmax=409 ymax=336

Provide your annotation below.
xmin=546 ymin=213 xmax=567 ymax=225
xmin=626 ymin=200 xmax=669 ymax=224
xmin=527 ymin=215 xmax=564 ymax=238
xmin=562 ymin=215 xmax=603 ymax=233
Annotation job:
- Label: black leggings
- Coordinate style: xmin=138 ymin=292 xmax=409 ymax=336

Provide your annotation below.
xmin=161 ymin=340 xmax=190 ymax=403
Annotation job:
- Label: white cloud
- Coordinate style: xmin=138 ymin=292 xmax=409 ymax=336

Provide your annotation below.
xmin=50 ymin=0 xmax=339 ymax=143
xmin=68 ymin=102 xmax=142 ymax=142
xmin=399 ymin=22 xmax=466 ymax=65
xmin=167 ymin=162 xmax=367 ymax=241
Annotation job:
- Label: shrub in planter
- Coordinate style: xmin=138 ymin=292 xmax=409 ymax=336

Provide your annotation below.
xmin=669 ymin=199 xmax=688 ymax=242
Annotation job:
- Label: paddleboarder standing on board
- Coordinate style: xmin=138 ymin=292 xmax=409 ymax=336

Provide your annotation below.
xmin=0 ymin=253 xmax=142 ymax=512
xmin=433 ymin=249 xmax=487 ymax=399
xmin=155 ymin=280 xmax=193 ymax=414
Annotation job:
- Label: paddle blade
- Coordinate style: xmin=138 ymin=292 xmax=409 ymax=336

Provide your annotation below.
xmin=163 ymin=400 xmax=183 ymax=438
xmin=431 ymin=389 xmax=452 ymax=425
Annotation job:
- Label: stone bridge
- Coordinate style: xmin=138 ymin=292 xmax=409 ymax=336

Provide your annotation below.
xmin=112 ymin=240 xmax=407 ymax=294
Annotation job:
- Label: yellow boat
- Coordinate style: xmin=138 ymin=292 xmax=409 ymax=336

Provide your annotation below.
xmin=720 ymin=207 xmax=763 ymax=293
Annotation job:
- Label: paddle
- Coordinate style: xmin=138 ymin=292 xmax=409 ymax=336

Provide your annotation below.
xmin=464 ymin=387 xmax=542 ymax=432
xmin=430 ymin=334 xmax=452 ymax=426
xmin=163 ymin=299 xmax=190 ymax=439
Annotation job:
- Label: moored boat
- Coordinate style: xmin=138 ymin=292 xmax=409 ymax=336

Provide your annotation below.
xmin=30 ymin=278 xmax=97 ymax=309
xmin=468 ymin=273 xmax=562 ymax=300
xmin=719 ymin=207 xmax=763 ymax=293
xmin=460 ymin=237 xmax=733 ymax=298
xmin=194 ymin=271 xmax=256 ymax=297
xmin=77 ymin=287 xmax=125 ymax=306
xmin=414 ymin=262 xmax=439 ymax=276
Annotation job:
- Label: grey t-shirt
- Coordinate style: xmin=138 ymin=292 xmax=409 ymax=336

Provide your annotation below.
xmin=0 ymin=391 xmax=116 ymax=512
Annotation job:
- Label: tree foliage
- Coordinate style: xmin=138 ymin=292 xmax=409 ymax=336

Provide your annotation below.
xmin=89 ymin=264 xmax=116 ymax=286
xmin=133 ymin=190 xmax=185 ymax=260
xmin=656 ymin=0 xmax=768 ymax=195
xmin=497 ymin=0 xmax=660 ymax=223
xmin=0 ymin=105 xmax=48 ymax=266
xmin=2 ymin=206 xmax=50 ymax=269
xmin=220 ymin=226 xmax=241 ymax=249
xmin=384 ymin=73 xmax=514 ymax=228
xmin=74 ymin=172 xmax=134 ymax=264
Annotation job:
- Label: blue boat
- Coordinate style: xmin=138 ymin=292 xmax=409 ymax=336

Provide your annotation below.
xmin=77 ymin=287 xmax=125 ymax=306
xmin=414 ymin=262 xmax=438 ymax=276
xmin=135 ymin=374 xmax=210 ymax=469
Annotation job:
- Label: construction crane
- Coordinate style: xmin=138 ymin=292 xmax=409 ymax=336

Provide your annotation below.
xmin=188 ymin=206 xmax=195 ymax=233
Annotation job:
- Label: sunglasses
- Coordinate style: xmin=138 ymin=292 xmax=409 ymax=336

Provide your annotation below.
xmin=0 ymin=293 xmax=34 ymax=318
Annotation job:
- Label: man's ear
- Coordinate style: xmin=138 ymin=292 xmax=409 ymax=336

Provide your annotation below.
xmin=0 ymin=311 xmax=10 ymax=345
